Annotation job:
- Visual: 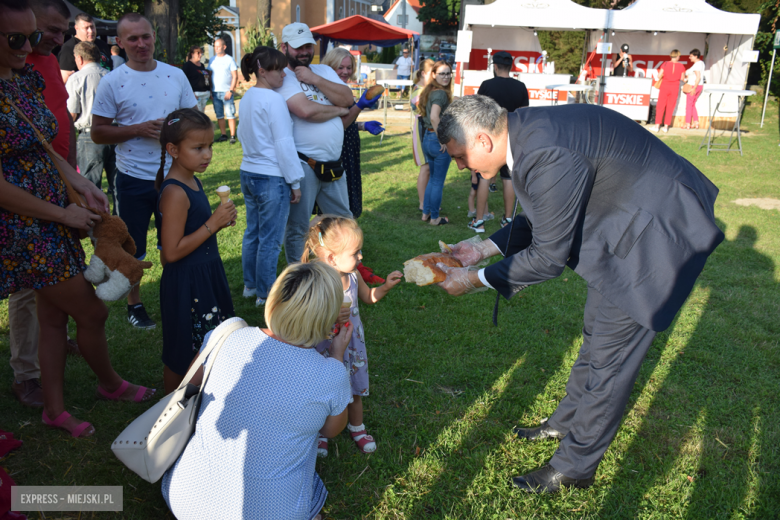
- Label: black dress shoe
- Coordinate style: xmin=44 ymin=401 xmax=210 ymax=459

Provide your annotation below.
xmin=513 ymin=420 xmax=566 ymax=441
xmin=511 ymin=464 xmax=594 ymax=493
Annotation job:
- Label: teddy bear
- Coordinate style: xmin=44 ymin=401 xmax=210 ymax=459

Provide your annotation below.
xmin=83 ymin=212 xmax=153 ymax=301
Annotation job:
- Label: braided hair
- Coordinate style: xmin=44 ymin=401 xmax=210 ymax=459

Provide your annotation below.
xmin=300 ymin=215 xmax=363 ymax=264
xmin=155 ymin=108 xmax=213 ymax=190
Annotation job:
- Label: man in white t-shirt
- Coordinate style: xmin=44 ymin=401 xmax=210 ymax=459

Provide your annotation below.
xmin=91 ymin=13 xmax=197 ymax=330
xmin=393 ymin=48 xmax=413 ymax=80
xmin=207 ymin=38 xmax=238 ymax=144
xmin=274 ymin=23 xmax=356 ymax=264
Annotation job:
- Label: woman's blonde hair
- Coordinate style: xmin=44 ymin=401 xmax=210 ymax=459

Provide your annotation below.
xmin=670 ymin=49 xmax=681 ymax=59
xmin=322 ymin=47 xmax=356 ymax=81
xmin=414 ymin=58 xmax=435 ymax=85
xmin=301 ymin=215 xmax=363 ymax=263
xmin=264 ymin=262 xmax=343 ymax=347
xmin=418 ymin=60 xmax=454 ymax=119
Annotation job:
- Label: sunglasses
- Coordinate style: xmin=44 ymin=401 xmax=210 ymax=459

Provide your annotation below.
xmin=436 ymin=72 xmax=452 ymax=77
xmin=0 ymin=30 xmax=43 ymax=50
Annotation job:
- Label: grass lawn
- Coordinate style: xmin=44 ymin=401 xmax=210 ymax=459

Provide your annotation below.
xmin=1 ymin=99 xmax=779 ymax=519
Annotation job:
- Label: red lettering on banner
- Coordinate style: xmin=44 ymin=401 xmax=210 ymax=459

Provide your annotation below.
xmin=603 ymin=93 xmax=650 ymax=106
xmin=469 ymin=49 xmax=543 ymax=73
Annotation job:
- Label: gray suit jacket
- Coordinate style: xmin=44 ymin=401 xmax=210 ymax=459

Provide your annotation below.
xmin=485 ymin=105 xmax=724 ymax=331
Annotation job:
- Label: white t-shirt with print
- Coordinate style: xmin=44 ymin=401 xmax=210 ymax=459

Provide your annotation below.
xmin=92 ymin=61 xmax=197 ymax=181
xmin=208 ymin=54 xmax=238 ymax=92
xmin=274 ymin=64 xmax=347 ymax=163
xmin=686 ymin=60 xmax=705 ymax=86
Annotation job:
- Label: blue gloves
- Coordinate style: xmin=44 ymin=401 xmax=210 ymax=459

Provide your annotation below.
xmin=363 ymin=121 xmax=384 ymax=135
xmin=357 ymin=88 xmax=383 ymax=110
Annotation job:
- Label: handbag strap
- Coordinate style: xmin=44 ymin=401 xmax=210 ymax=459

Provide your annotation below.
xmin=3 ymin=95 xmax=89 ymax=210
xmin=177 ymin=319 xmax=249 ymax=390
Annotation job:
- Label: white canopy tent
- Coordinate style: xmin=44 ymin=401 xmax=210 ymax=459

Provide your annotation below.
xmin=456 ymin=0 xmax=610 ymax=104
xmin=588 ymin=0 xmax=761 ymax=89
xmin=456 ymin=0 xmax=761 ymax=121
xmin=463 ymin=0 xmax=609 ymax=32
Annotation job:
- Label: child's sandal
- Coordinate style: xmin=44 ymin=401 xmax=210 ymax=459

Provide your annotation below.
xmin=317 ymin=436 xmax=328 ymax=458
xmin=350 ymin=428 xmax=377 ymax=454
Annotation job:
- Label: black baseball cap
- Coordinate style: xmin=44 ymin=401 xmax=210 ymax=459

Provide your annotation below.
xmin=620 ymin=43 xmax=630 ymax=53
xmin=492 ymin=51 xmax=514 ymax=66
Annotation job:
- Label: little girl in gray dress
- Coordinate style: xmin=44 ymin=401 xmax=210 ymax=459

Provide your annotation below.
xmin=303 ymin=216 xmax=403 ymax=455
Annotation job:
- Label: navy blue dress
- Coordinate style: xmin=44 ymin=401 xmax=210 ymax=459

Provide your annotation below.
xmin=158 ymin=177 xmax=234 ymax=375
xmin=341 ymin=122 xmax=362 ymax=218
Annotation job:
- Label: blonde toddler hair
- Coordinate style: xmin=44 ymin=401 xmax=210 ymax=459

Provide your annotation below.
xmin=264 ymin=262 xmax=343 ymax=347
xmin=301 ymin=215 xmax=363 ymax=264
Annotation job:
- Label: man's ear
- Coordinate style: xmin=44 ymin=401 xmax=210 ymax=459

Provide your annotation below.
xmin=475 ymin=132 xmax=495 ymax=153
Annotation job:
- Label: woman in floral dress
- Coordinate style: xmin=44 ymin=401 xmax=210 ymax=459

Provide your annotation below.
xmin=0 ymin=1 xmax=154 ymax=438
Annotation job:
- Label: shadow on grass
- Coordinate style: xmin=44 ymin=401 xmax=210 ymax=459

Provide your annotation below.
xmin=598 ymin=223 xmax=780 ymax=518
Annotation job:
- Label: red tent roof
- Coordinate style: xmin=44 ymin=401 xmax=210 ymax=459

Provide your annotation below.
xmin=309 ymin=15 xmax=419 ymax=43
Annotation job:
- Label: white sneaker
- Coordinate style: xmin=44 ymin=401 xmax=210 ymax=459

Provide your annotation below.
xmin=243 ymin=287 xmax=256 ymax=298
xmin=256 ymin=297 xmax=266 ymax=307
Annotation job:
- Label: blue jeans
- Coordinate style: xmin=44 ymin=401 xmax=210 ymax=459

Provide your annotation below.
xmin=240 ymin=171 xmax=291 ymax=299
xmin=212 ymin=91 xmax=236 ymax=119
xmin=422 ymin=130 xmax=451 ymax=219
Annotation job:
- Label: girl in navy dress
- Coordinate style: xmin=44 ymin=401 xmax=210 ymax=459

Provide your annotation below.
xmin=156 ymin=108 xmax=238 ymax=393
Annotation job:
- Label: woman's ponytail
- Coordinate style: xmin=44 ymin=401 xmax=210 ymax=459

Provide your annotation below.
xmin=155 ymin=146 xmax=166 ymax=191
xmin=240 ymin=52 xmax=255 ymax=82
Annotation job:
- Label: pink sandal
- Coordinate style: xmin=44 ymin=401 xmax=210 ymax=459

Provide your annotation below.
xmin=97 ymin=380 xmax=155 ymax=402
xmin=42 ymin=410 xmax=94 ymax=438
xmin=350 ymin=428 xmax=377 ymax=454
xmin=317 ymin=437 xmax=329 ymax=458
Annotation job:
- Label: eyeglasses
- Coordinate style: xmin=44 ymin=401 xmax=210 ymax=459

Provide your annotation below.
xmin=0 ymin=30 xmax=43 ymax=51
xmin=436 ymin=72 xmax=452 ymax=77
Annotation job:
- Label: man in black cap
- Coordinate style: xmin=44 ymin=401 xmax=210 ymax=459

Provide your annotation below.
xmin=612 ymin=44 xmax=633 ymax=77
xmin=468 ymin=51 xmax=529 ymax=233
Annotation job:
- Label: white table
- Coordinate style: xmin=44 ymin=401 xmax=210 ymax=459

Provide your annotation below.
xmin=378 ymin=80 xmax=416 ymax=128
xmin=545 ymin=84 xmax=594 ymax=106
xmin=698 ymin=88 xmax=756 ymax=156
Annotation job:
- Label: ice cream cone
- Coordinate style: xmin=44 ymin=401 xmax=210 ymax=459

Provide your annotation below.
xmin=216 ymin=185 xmax=230 ymax=205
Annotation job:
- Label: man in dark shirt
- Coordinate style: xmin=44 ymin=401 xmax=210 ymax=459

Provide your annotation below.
xmin=469 ymin=51 xmax=529 ymax=233
xmin=58 ymin=13 xmax=112 ymax=84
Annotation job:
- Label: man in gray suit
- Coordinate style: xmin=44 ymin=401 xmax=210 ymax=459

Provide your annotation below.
xmin=434 ymin=96 xmax=724 ymax=493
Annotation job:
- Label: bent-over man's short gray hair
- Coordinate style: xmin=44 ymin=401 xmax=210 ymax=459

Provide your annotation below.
xmin=438 ymin=95 xmax=508 ymax=147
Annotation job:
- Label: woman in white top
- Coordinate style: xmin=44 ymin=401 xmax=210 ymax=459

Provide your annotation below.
xmin=684 ymin=49 xmax=705 ymax=129
xmin=237 ymin=46 xmax=305 ymax=306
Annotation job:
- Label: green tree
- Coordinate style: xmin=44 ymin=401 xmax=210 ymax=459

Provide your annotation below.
xmin=418 ymin=0 xmax=461 ymax=34
xmin=71 ymin=0 xmax=230 ymax=64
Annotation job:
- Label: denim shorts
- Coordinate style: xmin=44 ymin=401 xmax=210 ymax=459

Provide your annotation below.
xmin=212 ymin=91 xmax=236 ymax=119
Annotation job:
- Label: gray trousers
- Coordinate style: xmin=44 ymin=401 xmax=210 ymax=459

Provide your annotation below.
xmin=284 ymin=160 xmax=352 ymax=264
xmin=8 ymin=289 xmax=40 ymax=382
xmin=547 ymin=286 xmax=656 ymax=479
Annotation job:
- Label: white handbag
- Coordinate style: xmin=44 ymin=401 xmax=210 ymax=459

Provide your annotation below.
xmin=111 ymin=319 xmax=248 ymax=483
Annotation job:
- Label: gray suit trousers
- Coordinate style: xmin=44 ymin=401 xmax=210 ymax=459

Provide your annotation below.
xmin=547 ymin=286 xmax=656 ymax=479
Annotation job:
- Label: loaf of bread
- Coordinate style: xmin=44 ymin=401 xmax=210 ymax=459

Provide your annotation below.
xmin=403 ymin=253 xmax=463 ymax=286
xmin=366 ymin=84 xmax=385 ymax=100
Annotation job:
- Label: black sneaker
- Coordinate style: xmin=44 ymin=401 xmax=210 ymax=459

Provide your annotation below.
xmin=217 ymin=134 xmax=228 ymax=143
xmin=489 ymin=183 xmax=498 ymax=192
xmin=127 ymin=304 xmax=156 ymax=330
xmin=229 ymin=136 xmax=237 ymax=145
